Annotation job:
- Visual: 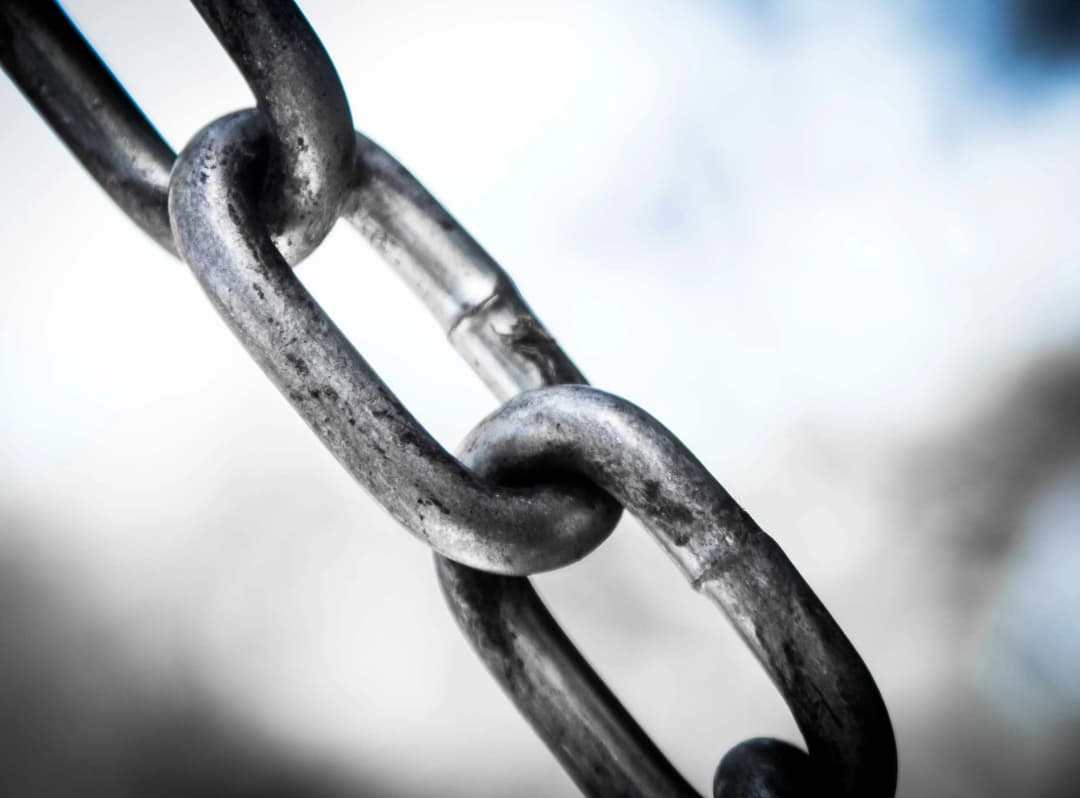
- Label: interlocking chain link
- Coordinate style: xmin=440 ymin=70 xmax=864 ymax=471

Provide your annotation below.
xmin=0 ymin=2 xmax=898 ymax=795
xmin=191 ymin=0 xmax=353 ymax=264
xmin=170 ymin=111 xmax=620 ymax=574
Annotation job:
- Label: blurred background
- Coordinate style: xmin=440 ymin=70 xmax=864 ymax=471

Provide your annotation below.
xmin=2 ymin=0 xmax=1079 ymax=795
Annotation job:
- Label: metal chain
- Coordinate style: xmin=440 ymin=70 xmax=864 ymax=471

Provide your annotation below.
xmin=0 ymin=2 xmax=898 ymax=796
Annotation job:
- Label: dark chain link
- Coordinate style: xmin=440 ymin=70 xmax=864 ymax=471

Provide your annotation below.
xmin=0 ymin=2 xmax=898 ymax=795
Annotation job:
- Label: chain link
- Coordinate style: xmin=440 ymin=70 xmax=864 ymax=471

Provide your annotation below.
xmin=169 ymin=110 xmax=620 ymax=575
xmin=0 ymin=2 xmax=898 ymax=795
xmin=0 ymin=1 xmax=175 ymax=250
xmin=448 ymin=386 xmax=896 ymax=796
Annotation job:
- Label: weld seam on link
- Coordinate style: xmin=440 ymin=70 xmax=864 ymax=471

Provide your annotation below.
xmin=348 ymin=132 xmax=510 ymax=333
xmin=445 ymin=289 xmax=500 ymax=338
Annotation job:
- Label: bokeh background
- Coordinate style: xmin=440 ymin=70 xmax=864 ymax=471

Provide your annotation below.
xmin=2 ymin=0 xmax=1080 ymax=795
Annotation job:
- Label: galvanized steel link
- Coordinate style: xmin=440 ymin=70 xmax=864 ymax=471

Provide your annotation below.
xmin=168 ymin=110 xmax=621 ymax=574
xmin=449 ymin=386 xmax=898 ymax=796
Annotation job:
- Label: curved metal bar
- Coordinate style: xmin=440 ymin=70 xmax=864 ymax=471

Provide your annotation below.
xmin=346 ymin=132 xmax=587 ymax=401
xmin=455 ymin=385 xmax=898 ymax=797
xmin=3 ymin=3 xmax=895 ymax=793
xmin=343 ymin=131 xmax=863 ymax=795
xmin=0 ymin=3 xmax=700 ymax=778
xmin=0 ymin=1 xmax=353 ymax=265
xmin=191 ymin=0 xmax=354 ymax=265
xmin=168 ymin=110 xmax=619 ymax=575
xmin=345 ymin=132 xmax=704 ymax=794
xmin=0 ymin=0 xmax=176 ymax=252
xmin=436 ymin=560 xmax=699 ymax=797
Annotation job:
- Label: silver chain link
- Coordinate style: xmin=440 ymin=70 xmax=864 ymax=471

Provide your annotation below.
xmin=170 ymin=110 xmax=620 ymax=575
xmin=0 ymin=2 xmax=897 ymax=795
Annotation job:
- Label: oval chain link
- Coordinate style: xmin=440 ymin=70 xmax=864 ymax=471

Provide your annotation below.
xmin=169 ymin=111 xmax=621 ymax=575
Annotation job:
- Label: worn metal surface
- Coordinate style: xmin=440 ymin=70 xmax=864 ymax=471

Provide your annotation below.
xmin=169 ymin=111 xmax=620 ymax=574
xmin=344 ymin=131 xmax=706 ymax=794
xmin=450 ymin=386 xmax=897 ymax=796
xmin=191 ymin=0 xmax=354 ymax=265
